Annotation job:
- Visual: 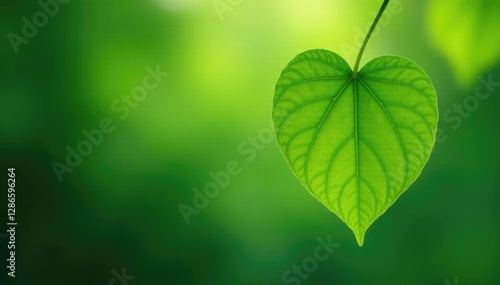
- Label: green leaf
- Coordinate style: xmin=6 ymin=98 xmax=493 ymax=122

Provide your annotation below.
xmin=273 ymin=50 xmax=438 ymax=245
xmin=427 ymin=0 xmax=500 ymax=85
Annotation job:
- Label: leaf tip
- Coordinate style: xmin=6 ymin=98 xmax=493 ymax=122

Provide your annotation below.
xmin=355 ymin=233 xmax=365 ymax=247
xmin=352 ymin=226 xmax=367 ymax=246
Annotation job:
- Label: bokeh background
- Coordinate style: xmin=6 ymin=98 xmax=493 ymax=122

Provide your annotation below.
xmin=1 ymin=0 xmax=499 ymax=284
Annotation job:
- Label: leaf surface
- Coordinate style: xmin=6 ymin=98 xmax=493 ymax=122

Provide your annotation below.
xmin=273 ymin=50 xmax=438 ymax=245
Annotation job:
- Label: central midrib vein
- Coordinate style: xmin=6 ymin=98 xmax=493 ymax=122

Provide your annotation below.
xmin=353 ymin=77 xmax=361 ymax=239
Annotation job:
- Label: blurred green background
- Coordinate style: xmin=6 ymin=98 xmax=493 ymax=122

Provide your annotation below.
xmin=0 ymin=0 xmax=499 ymax=284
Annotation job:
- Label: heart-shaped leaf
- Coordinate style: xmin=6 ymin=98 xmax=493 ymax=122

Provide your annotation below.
xmin=273 ymin=49 xmax=438 ymax=245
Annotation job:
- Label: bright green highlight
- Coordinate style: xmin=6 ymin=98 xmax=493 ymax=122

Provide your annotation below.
xmin=427 ymin=0 xmax=500 ymax=86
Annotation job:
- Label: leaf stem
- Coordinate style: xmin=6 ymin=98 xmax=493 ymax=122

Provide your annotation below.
xmin=352 ymin=0 xmax=391 ymax=76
